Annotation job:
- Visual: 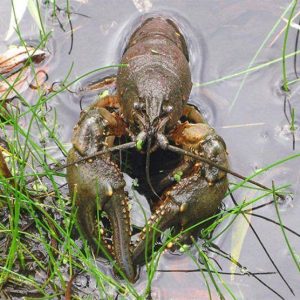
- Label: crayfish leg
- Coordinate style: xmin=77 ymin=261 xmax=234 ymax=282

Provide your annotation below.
xmin=182 ymin=103 xmax=206 ymax=124
xmin=90 ymin=95 xmax=121 ymax=110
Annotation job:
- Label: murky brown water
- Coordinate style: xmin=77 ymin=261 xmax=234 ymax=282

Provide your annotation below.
xmin=1 ymin=0 xmax=300 ymax=299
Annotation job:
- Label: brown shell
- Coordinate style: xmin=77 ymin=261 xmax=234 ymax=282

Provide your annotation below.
xmin=117 ymin=17 xmax=192 ymax=130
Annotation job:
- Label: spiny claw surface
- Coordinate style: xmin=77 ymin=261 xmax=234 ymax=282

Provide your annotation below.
xmin=132 ymin=109 xmax=228 ymax=266
xmin=67 ymin=104 xmax=136 ymax=282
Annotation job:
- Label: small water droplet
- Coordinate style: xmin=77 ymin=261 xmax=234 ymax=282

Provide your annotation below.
xmin=75 ymin=275 xmax=88 ymax=287
xmin=274 ymin=122 xmax=300 ymax=142
xmin=278 ymin=193 xmax=294 ymax=210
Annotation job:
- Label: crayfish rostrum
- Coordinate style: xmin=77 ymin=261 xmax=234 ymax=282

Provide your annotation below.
xmin=67 ymin=17 xmax=228 ymax=282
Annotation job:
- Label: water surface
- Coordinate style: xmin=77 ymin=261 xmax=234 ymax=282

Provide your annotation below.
xmin=0 ymin=0 xmax=299 ymax=299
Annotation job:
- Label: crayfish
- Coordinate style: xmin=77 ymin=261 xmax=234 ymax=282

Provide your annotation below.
xmin=67 ymin=17 xmax=229 ymax=282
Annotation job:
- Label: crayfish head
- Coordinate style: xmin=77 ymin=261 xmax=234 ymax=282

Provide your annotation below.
xmin=126 ymin=65 xmax=184 ymax=128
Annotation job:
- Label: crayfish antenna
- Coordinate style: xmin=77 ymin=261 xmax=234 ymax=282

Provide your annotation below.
xmin=165 ymin=144 xmax=286 ymax=201
xmin=26 ymin=142 xmax=137 ymax=184
xmin=145 ymin=136 xmax=160 ymax=202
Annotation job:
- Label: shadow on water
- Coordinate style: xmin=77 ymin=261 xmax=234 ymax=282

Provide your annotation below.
xmin=0 ymin=0 xmax=300 ymax=299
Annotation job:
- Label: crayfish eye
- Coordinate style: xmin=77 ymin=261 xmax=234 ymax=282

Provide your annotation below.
xmin=133 ymin=102 xmax=145 ymax=111
xmin=162 ymin=105 xmax=173 ymax=114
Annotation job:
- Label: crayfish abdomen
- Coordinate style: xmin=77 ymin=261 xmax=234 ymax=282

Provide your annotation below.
xmin=67 ymin=16 xmax=228 ymax=283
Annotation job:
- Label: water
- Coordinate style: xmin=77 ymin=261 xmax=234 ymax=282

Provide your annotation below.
xmin=0 ymin=0 xmax=299 ymax=299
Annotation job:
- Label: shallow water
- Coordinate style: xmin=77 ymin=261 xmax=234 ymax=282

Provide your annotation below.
xmin=1 ymin=0 xmax=300 ymax=299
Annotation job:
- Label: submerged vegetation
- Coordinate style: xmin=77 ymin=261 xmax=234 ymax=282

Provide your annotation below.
xmin=0 ymin=0 xmax=299 ymax=299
